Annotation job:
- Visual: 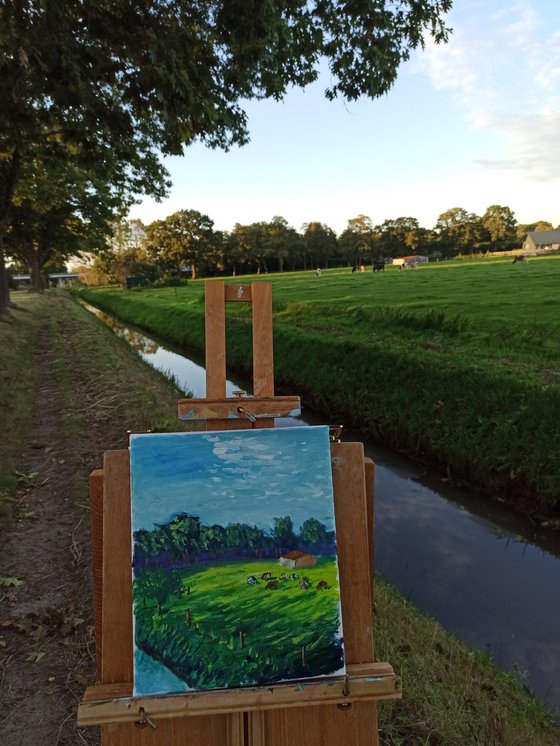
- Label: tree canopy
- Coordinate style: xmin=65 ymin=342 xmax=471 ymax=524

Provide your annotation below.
xmin=0 ymin=0 xmax=453 ymax=312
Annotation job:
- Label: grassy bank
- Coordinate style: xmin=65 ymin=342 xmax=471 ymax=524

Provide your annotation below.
xmin=0 ymin=292 xmax=188 ymax=529
xmin=75 ymin=255 xmax=560 ymax=515
xmin=2 ymin=291 xmax=559 ymax=743
xmin=0 ymin=294 xmax=42 ymax=521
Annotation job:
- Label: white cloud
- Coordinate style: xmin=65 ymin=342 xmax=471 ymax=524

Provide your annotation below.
xmin=418 ymin=0 xmax=560 ymax=179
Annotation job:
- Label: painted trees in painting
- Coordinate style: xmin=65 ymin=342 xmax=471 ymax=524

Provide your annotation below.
xmin=272 ymin=516 xmax=298 ymax=554
xmin=132 ymin=512 xmax=340 ymax=692
xmin=300 ymin=517 xmax=329 ymax=547
xmin=132 ymin=514 xmax=333 ymax=568
xmin=138 ymin=568 xmax=183 ymax=614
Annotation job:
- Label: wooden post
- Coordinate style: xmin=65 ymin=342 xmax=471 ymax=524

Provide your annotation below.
xmin=205 ymin=281 xmax=227 ymax=399
xmin=89 ymin=469 xmax=104 ymax=682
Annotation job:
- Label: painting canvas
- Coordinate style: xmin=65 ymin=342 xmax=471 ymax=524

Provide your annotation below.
xmin=130 ymin=425 xmax=344 ymax=696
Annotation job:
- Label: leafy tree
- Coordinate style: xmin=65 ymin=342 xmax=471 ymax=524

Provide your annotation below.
xmin=201 ymin=524 xmax=227 ymax=558
xmin=481 ymin=205 xmax=517 ymax=251
xmin=244 ymin=525 xmax=270 ymax=558
xmin=262 ymin=216 xmax=303 ymax=272
xmin=226 ymin=522 xmax=250 ymax=553
xmin=161 ymin=513 xmax=202 ymax=563
xmin=273 ymin=516 xmax=297 ymax=552
xmin=375 ymin=216 xmax=423 ymax=257
xmin=92 ymin=219 xmax=162 ymax=286
xmin=339 ymin=214 xmax=375 ymax=266
xmin=435 ymin=207 xmax=487 ymax=256
xmin=144 ymin=210 xmax=218 ymax=279
xmin=0 ymin=0 xmax=452 ymax=313
xmin=302 ymin=222 xmax=339 ymax=269
xmin=5 ymin=145 xmax=128 ymax=291
xmin=229 ymin=222 xmax=270 ymax=273
xmin=299 ymin=518 xmax=329 ymax=547
xmin=138 ymin=568 xmax=183 ymax=613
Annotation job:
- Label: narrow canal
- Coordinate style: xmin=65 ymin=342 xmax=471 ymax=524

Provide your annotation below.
xmin=83 ymin=302 xmax=560 ymax=714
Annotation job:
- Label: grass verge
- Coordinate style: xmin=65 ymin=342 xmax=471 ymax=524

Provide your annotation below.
xmin=74 ymin=257 xmax=560 ymax=516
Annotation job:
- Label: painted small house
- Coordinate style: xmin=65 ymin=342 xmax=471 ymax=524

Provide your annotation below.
xmin=279 ymin=550 xmax=317 ymax=569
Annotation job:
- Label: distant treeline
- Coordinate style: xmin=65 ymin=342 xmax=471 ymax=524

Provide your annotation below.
xmin=133 ymin=512 xmax=335 ymax=571
xmin=74 ymin=210 xmax=558 ymax=286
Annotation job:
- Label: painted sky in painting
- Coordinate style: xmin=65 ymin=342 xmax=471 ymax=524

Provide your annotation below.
xmin=130 ymin=426 xmax=335 ymax=534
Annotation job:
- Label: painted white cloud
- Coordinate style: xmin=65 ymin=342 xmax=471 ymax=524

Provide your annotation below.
xmin=418 ymin=0 xmax=560 ymax=179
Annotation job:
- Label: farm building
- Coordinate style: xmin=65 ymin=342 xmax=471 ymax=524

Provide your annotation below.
xmin=279 ymin=550 xmax=317 ymax=569
xmin=392 ymin=255 xmax=429 ymax=267
xmin=11 ymin=272 xmax=80 ymax=289
xmin=522 ymin=230 xmax=560 ymax=253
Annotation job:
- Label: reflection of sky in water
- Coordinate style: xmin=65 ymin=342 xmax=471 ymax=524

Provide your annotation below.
xmin=374 ymin=464 xmax=560 ymax=709
xmin=83 ymin=303 xmax=560 ymax=713
xmin=138 ymin=347 xmax=239 ymax=398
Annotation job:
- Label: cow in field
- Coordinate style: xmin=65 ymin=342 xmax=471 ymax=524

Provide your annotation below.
xmin=247 ymin=576 xmax=257 ymax=584
xmin=316 ymin=580 xmax=330 ymax=590
xmin=513 ymin=255 xmax=527 ymax=264
xmin=265 ymin=580 xmax=279 ymax=590
xmin=261 ymin=572 xmax=273 ymax=580
xmin=299 ymin=578 xmax=311 ymax=590
xmin=372 ymin=260 xmax=385 ymax=272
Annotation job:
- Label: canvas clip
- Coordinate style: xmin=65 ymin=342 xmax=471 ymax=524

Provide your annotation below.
xmin=135 ymin=707 xmax=157 ymax=730
xmin=237 ymin=406 xmax=257 ymax=423
xmin=329 ymin=425 xmax=344 ymax=442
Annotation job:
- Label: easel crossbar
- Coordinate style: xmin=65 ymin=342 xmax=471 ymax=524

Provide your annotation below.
xmin=177 ymin=396 xmax=301 ymax=421
xmin=78 ymin=666 xmax=400 ymax=727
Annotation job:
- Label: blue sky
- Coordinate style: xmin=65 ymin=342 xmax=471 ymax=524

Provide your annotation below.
xmin=129 ymin=0 xmax=560 ymax=234
xmin=130 ymin=427 xmax=335 ymax=534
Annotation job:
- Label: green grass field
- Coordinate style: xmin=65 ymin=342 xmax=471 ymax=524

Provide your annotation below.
xmin=134 ymin=557 xmax=342 ymax=689
xmin=75 ymin=255 xmax=560 ymax=511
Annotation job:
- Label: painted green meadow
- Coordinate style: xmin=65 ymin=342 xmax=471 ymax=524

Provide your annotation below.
xmin=134 ymin=557 xmax=342 ymax=690
xmin=76 ymin=255 xmax=560 ymax=512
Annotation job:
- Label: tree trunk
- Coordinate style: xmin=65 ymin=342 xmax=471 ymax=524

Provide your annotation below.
xmin=0 ymin=243 xmax=10 ymax=315
xmin=0 ymin=150 xmax=21 ymax=314
xmin=28 ymin=251 xmax=44 ymax=293
xmin=191 ymin=264 xmax=197 ymax=280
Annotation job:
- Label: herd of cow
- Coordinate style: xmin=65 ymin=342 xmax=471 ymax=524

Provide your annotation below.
xmin=246 ymin=571 xmax=330 ymax=591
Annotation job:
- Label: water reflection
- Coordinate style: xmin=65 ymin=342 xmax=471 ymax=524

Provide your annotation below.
xmin=81 ymin=300 xmax=560 ymax=714
xmin=82 ymin=302 xmax=240 ymax=398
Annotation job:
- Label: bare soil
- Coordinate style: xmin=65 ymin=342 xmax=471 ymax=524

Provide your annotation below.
xmin=0 ymin=317 xmax=103 ymax=744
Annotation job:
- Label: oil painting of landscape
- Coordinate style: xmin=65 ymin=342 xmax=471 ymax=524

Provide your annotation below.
xmin=130 ymin=426 xmax=344 ymax=696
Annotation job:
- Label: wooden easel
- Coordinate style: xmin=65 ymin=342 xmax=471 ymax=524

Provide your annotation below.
xmin=80 ymin=280 xmax=400 ymax=745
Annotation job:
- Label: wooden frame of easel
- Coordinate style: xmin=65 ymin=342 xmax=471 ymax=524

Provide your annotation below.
xmin=79 ymin=280 xmax=400 ymax=745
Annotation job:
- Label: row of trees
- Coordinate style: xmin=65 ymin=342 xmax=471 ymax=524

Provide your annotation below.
xmin=1 ymin=1 xmax=453 ymax=312
xmin=133 ymin=513 xmax=334 ymax=570
xmin=76 ymin=208 xmax=558 ymax=285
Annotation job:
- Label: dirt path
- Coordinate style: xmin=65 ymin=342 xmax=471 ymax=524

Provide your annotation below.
xmin=0 ymin=317 xmax=99 ymax=744
xmin=0 ymin=295 xmax=183 ymax=745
